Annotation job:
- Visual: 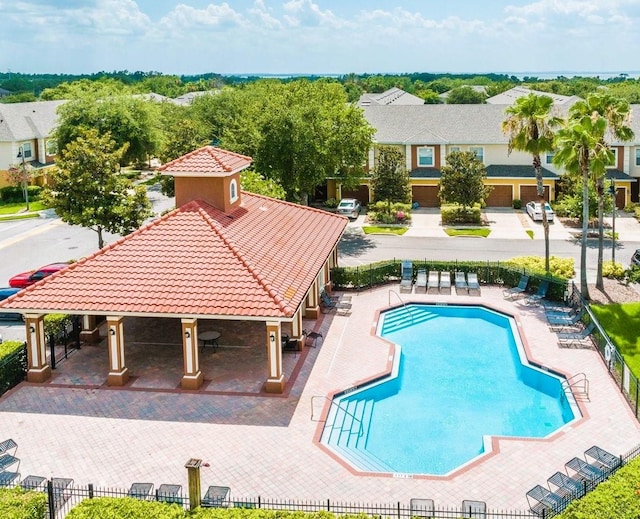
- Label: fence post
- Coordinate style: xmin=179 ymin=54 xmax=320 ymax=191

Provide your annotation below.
xmin=327 ymin=498 xmax=330 ymax=511
xmin=47 ymin=480 xmax=55 ymax=518
xmin=636 ymin=384 xmax=639 ymax=419
xmin=185 ymin=458 xmax=202 ymax=510
xmin=49 ymin=334 xmax=56 ymax=370
xmin=88 ymin=483 xmax=94 ymax=499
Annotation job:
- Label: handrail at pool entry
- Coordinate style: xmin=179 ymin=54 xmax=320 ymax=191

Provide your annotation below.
xmin=562 ymin=373 xmax=589 ymax=401
xmin=310 ymin=396 xmax=364 ymax=438
xmin=387 ymin=290 xmax=414 ymax=323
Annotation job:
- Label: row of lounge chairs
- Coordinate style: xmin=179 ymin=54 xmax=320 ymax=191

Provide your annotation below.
xmin=0 ymin=438 xmax=20 ymax=488
xmin=526 ymin=445 xmax=621 ymax=517
xmin=403 ymin=267 xmax=481 ymax=296
xmin=543 ymin=303 xmax=595 ymax=348
xmin=410 ymin=497 xmax=486 ymax=518
xmin=504 ymin=275 xmax=551 ymax=306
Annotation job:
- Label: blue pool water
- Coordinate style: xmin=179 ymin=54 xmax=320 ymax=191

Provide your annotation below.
xmin=321 ymin=304 xmax=578 ymax=475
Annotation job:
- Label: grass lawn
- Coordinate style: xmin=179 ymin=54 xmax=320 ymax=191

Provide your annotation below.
xmin=0 ymin=201 xmax=47 ymax=215
xmin=444 ymin=227 xmax=491 ymax=238
xmin=591 ymin=302 xmax=640 ymax=377
xmin=362 ymin=226 xmax=408 ymax=235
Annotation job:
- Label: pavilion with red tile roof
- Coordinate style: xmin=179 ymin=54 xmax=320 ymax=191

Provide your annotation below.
xmin=0 ymin=146 xmax=348 ymax=393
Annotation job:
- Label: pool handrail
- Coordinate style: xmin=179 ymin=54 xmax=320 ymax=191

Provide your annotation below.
xmin=310 ymin=395 xmax=364 ymax=438
xmin=388 ymin=290 xmax=414 ymax=323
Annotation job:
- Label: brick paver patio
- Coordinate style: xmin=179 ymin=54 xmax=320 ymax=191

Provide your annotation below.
xmin=1 ymin=285 xmax=638 ymax=511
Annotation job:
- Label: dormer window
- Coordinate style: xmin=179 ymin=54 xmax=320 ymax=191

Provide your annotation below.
xmin=606 ymin=148 xmax=618 ymax=169
xmin=230 ymin=178 xmax=238 ymax=203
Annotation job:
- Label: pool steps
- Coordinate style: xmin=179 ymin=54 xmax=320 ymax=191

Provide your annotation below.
xmin=380 ymin=306 xmax=437 ymax=335
xmin=322 ymin=397 xmax=395 ymax=472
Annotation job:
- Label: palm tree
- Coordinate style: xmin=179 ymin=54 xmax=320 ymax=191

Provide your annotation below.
xmin=502 ymin=93 xmax=559 ymax=273
xmin=554 ymin=93 xmax=634 ymax=297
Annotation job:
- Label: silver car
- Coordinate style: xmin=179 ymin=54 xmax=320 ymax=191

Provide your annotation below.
xmin=336 ymin=198 xmax=361 ymax=219
xmin=526 ymin=201 xmax=554 ymax=222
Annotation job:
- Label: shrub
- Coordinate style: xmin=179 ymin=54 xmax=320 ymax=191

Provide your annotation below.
xmin=512 ymin=199 xmax=522 ymax=210
xmin=0 ymin=186 xmax=42 ymax=203
xmin=504 ymin=256 xmax=575 ymax=279
xmin=367 ymin=201 xmax=411 ymax=224
xmin=66 ymin=497 xmax=185 ymax=518
xmin=0 ymin=340 xmax=27 ymax=396
xmin=602 ymin=261 xmax=625 ymax=280
xmin=323 ymin=198 xmax=339 ymax=209
xmin=440 ymin=204 xmax=481 ymax=225
xmin=625 ymin=265 xmax=640 ymax=284
xmin=0 ymin=486 xmax=46 ymax=519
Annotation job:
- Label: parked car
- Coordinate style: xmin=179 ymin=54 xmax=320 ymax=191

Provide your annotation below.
xmin=336 ymin=198 xmax=361 ymax=219
xmin=632 ymin=249 xmax=640 ymax=267
xmin=0 ymin=287 xmax=23 ymax=321
xmin=9 ymin=262 xmax=70 ymax=289
xmin=525 ymin=201 xmax=554 ymax=222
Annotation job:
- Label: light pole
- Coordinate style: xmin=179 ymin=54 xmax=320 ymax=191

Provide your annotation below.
xmin=16 ymin=146 xmax=30 ymax=211
xmin=610 ymin=178 xmax=616 ymax=263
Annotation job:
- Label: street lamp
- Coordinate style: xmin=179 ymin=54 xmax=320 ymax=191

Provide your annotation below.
xmin=610 ymin=178 xmax=616 ymax=263
xmin=16 ymin=146 xmax=30 ymax=211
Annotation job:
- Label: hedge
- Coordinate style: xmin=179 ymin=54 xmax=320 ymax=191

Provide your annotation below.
xmin=66 ymin=497 xmax=186 ymax=518
xmin=0 ymin=487 xmax=47 ymax=519
xmin=0 ymin=340 xmax=27 ymax=396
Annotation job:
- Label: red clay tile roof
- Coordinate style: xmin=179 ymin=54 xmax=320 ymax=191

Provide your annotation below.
xmin=159 ymin=146 xmax=252 ymax=176
xmin=1 ymin=193 xmax=348 ymax=319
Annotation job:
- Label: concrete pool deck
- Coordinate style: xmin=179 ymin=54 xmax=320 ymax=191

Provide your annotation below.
xmin=1 ymin=285 xmax=639 ymax=511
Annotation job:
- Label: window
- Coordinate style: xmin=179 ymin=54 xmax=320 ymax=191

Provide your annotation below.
xmin=20 ymin=142 xmax=32 ymax=159
xmin=449 ymin=146 xmax=461 ymax=153
xmin=417 ymin=146 xmax=434 ymax=167
xmin=229 ymin=178 xmax=238 ymax=203
xmin=546 ymin=151 xmax=555 ymax=164
xmin=46 ymin=139 xmax=58 ymax=156
xmin=469 ymin=146 xmax=484 ymax=163
xmin=606 ymin=148 xmax=618 ymax=168
xmin=636 ymin=148 xmax=640 ymax=166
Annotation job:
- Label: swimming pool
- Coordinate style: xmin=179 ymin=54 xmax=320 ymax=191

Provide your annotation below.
xmin=320 ymin=304 xmax=579 ymax=476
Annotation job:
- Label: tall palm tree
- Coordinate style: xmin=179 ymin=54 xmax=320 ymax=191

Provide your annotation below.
xmin=503 ymin=94 xmax=559 ymax=273
xmin=563 ymin=93 xmax=634 ymax=297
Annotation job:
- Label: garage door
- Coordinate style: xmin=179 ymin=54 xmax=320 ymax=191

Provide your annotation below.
xmin=341 ymin=185 xmax=370 ymax=204
xmin=485 ymin=185 xmax=512 ymax=207
xmin=520 ymin=186 xmax=550 ymax=203
xmin=412 ymin=186 xmax=440 ymax=207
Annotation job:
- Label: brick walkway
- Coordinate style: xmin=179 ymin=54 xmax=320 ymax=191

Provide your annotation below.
xmin=1 ymin=285 xmax=638 ymax=511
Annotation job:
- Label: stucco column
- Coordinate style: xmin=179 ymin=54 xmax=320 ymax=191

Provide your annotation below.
xmin=80 ymin=315 xmax=101 ymax=343
xmin=106 ymin=316 xmax=129 ymax=386
xmin=291 ymin=308 xmax=304 ymax=351
xmin=25 ymin=314 xmax=51 ymax=383
xmin=265 ymin=321 xmax=285 ymax=393
xmin=305 ymin=279 xmax=320 ymax=319
xmin=181 ymin=318 xmax=203 ymax=390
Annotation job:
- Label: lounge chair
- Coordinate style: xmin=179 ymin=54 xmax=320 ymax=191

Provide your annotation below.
xmin=522 ymin=280 xmax=549 ymax=306
xmin=455 ymin=271 xmax=468 ymax=295
xmin=20 ymin=475 xmax=46 ymax=491
xmin=547 ymin=307 xmax=585 ymax=326
xmin=0 ymin=471 xmax=20 ymax=487
xmin=320 ymin=291 xmax=352 ymax=314
xmin=565 ymin=456 xmax=607 ymax=483
xmin=503 ymin=275 xmax=529 ymax=300
xmin=409 ymin=498 xmax=434 ymax=518
xmin=467 ymin=273 xmax=481 ymax=296
xmin=0 ymin=454 xmax=19 ymax=472
xmin=128 ymin=482 xmax=154 ymax=500
xmin=461 ymin=499 xmax=486 ymax=518
xmin=302 ymin=329 xmax=323 ymax=348
xmin=439 ymin=271 xmax=452 ymax=295
xmin=427 ymin=271 xmax=439 ymax=294
xmin=557 ymin=322 xmax=595 ymax=348
xmin=399 ymin=260 xmax=413 ymax=294
xmin=201 ymin=485 xmax=231 ymax=508
xmin=157 ymin=484 xmax=183 ymax=504
xmin=415 ymin=269 xmax=427 ymax=294
xmin=51 ymin=478 xmax=73 ymax=510
xmin=0 ymin=439 xmax=17 ymax=456
xmin=584 ymin=445 xmax=621 ymax=471
xmin=547 ymin=471 xmax=584 ymax=500
xmin=526 ymin=484 xmax=566 ymax=516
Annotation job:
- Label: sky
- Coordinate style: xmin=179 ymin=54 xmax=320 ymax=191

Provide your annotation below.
xmin=1 ymin=0 xmax=640 ymax=77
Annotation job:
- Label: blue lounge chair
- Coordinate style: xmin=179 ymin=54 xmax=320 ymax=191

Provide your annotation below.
xmin=320 ymin=291 xmax=352 ymax=314
xmin=503 ymin=275 xmax=529 ymax=300
xmin=557 ymin=322 xmax=595 ymax=348
xmin=565 ymin=456 xmax=606 ymax=483
xmin=400 ymin=260 xmax=413 ymax=293
xmin=467 ymin=273 xmax=481 ymax=296
xmin=455 ymin=271 xmax=468 ymax=295
xmin=547 ymin=471 xmax=583 ymax=500
xmin=526 ymin=484 xmax=566 ymax=516
xmin=523 ymin=280 xmax=549 ymax=306
xmin=439 ymin=271 xmax=452 ymax=294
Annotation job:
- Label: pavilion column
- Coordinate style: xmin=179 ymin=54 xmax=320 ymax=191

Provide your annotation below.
xmin=25 ymin=314 xmax=51 ymax=383
xmin=181 ymin=318 xmax=203 ymax=390
xmin=305 ymin=279 xmax=320 ymax=319
xmin=106 ymin=316 xmax=129 ymax=386
xmin=291 ymin=309 xmax=304 ymax=351
xmin=265 ymin=321 xmax=285 ymax=393
xmin=80 ymin=315 xmax=101 ymax=343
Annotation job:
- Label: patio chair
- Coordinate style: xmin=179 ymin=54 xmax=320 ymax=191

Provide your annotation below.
xmin=455 ymin=271 xmax=468 ymax=295
xmin=51 ymin=478 xmax=74 ymax=510
xmin=0 ymin=453 xmax=19 ymax=472
xmin=565 ymin=456 xmax=607 ymax=483
xmin=526 ymin=484 xmax=566 ymax=516
xmin=0 ymin=439 xmax=17 ymax=456
xmin=302 ymin=329 xmax=323 ymax=348
xmin=20 ymin=475 xmax=46 ymax=491
xmin=467 ymin=273 xmax=481 ymax=296
xmin=157 ymin=483 xmax=183 ymax=504
xmin=399 ymin=260 xmax=414 ymax=293
xmin=547 ymin=471 xmax=584 ymax=500
xmin=128 ymin=482 xmax=154 ymax=500
xmin=503 ymin=275 xmax=529 ymax=300
xmin=0 ymin=471 xmax=20 ymax=487
xmin=409 ymin=498 xmax=435 ymax=518
xmin=427 ymin=271 xmax=439 ymax=294
xmin=439 ymin=271 xmax=452 ymax=295
xmin=584 ymin=445 xmax=621 ymax=471
xmin=522 ymin=280 xmax=549 ymax=306
xmin=547 ymin=307 xmax=585 ymax=325
xmin=415 ymin=269 xmax=427 ymax=294
xmin=557 ymin=322 xmax=595 ymax=348
xmin=320 ymin=291 xmax=352 ymax=314
xmin=461 ymin=499 xmax=486 ymax=518
xmin=201 ymin=485 xmax=231 ymax=508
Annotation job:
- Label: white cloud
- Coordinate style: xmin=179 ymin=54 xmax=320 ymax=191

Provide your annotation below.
xmin=282 ymin=0 xmax=349 ymax=28
xmin=248 ymin=0 xmax=283 ymax=30
xmin=157 ymin=2 xmax=247 ymax=35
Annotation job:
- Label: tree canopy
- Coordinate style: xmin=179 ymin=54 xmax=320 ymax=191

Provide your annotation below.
xmin=438 ymin=151 xmax=491 ymax=210
xmin=44 ymin=128 xmax=152 ymax=249
xmin=371 ymin=146 xmax=411 ymax=212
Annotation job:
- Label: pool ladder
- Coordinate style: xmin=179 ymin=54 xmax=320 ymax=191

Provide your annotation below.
xmin=387 ymin=290 xmax=414 ymax=323
xmin=562 ymin=372 xmax=589 ymax=401
xmin=310 ymin=396 xmax=364 ymax=438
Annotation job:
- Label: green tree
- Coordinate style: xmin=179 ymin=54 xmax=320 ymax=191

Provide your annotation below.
xmin=0 ymin=92 xmax=38 ymax=103
xmin=40 ymin=78 xmax=131 ymax=100
xmin=44 ymin=129 xmax=152 ymax=249
xmin=503 ymin=93 xmax=560 ymax=273
xmin=371 ymin=146 xmax=411 ymax=214
xmin=54 ymin=94 xmax=162 ymax=166
xmin=240 ymin=169 xmax=286 ymax=199
xmin=439 ymin=151 xmax=491 ymax=210
xmin=445 ymin=86 xmax=486 ymax=104
xmin=7 ymin=162 xmax=34 ymax=211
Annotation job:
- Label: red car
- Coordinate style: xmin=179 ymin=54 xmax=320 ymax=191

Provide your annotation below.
xmin=9 ymin=262 xmax=70 ymax=289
